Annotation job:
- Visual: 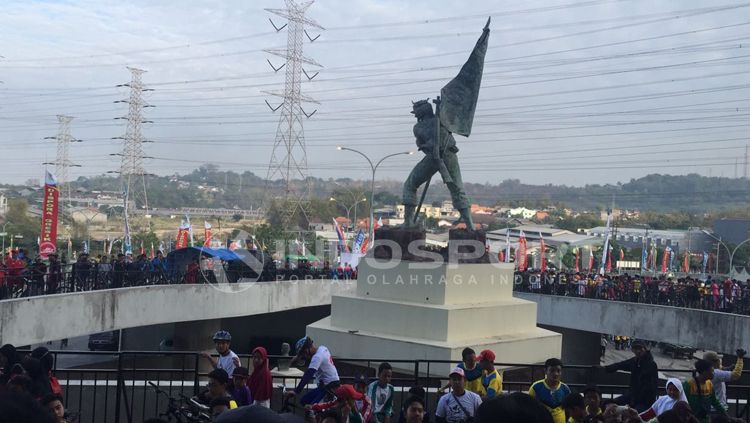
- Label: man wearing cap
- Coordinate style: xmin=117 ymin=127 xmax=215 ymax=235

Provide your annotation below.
xmin=476 ymin=349 xmax=502 ymax=401
xmin=435 ymin=367 xmax=481 ymax=423
xmin=230 ymin=367 xmax=252 ymax=407
xmin=602 ymin=339 xmax=658 ymax=412
xmin=703 ymin=348 xmax=745 ymax=411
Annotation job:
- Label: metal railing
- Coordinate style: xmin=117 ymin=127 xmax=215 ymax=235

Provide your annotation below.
xmin=23 ymin=350 xmax=750 ymax=423
xmin=0 ymin=266 xmax=340 ymax=300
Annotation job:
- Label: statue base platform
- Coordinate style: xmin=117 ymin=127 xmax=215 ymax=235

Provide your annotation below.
xmin=307 ymin=259 xmax=561 ymax=376
xmin=372 ymin=227 xmax=490 ymax=263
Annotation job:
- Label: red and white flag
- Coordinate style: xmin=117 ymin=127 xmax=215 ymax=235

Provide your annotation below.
xmin=39 ymin=171 xmax=59 ymax=259
xmin=203 ymin=221 xmax=213 ymax=248
xmin=539 ymin=232 xmax=546 ymax=273
xmin=517 ymin=231 xmax=528 ymax=271
xmin=175 ymin=222 xmax=190 ymax=249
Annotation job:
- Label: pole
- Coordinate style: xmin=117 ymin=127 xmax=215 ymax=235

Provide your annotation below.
xmin=728 ymin=238 xmax=750 ymax=278
xmin=716 ymin=238 xmax=721 ymax=275
xmin=337 ymin=147 xmax=412 ymax=250
xmin=370 ymin=166 xmax=376 ymax=245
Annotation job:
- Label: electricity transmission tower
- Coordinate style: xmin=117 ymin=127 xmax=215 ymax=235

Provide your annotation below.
xmin=113 ymin=67 xmax=154 ymax=253
xmin=44 ymin=115 xmax=81 ymax=207
xmin=264 ymin=0 xmax=323 ymax=227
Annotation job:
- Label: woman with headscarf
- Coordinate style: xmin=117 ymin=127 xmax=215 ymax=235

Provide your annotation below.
xmin=247 ymin=346 xmax=273 ymax=407
xmin=639 ymin=378 xmax=688 ymax=421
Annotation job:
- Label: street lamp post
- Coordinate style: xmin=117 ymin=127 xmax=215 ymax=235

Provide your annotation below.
xmin=337 ymin=147 xmax=413 ymax=249
xmin=700 ymin=231 xmax=750 ymax=277
xmin=329 ymin=197 xmax=367 ymax=232
xmin=0 ymin=221 xmax=11 ymax=255
xmin=70 ymin=209 xmax=105 ymax=253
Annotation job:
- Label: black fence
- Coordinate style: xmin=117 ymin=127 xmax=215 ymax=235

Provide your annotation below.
xmin=0 ymin=266 xmax=342 ymax=300
xmin=34 ymin=350 xmax=750 ymax=423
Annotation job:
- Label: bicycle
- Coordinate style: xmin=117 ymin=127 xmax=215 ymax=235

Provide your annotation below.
xmin=148 ymin=381 xmax=212 ymax=423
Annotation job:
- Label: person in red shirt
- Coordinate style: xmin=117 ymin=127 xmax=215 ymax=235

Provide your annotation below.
xmin=308 ymin=384 xmax=372 ymax=423
xmin=5 ymin=250 xmax=26 ymax=289
xmin=185 ymin=259 xmax=200 ymax=284
xmin=0 ymin=261 xmax=6 ymax=300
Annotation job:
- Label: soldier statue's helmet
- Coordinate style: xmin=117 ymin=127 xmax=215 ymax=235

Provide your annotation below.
xmin=411 ymin=99 xmax=433 ymax=117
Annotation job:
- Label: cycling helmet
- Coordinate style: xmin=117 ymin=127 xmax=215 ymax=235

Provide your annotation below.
xmin=212 ymin=330 xmax=232 ymax=342
xmin=295 ymin=336 xmax=312 ymax=354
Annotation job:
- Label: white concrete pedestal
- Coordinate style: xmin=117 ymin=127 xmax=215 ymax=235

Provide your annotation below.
xmin=307 ymin=259 xmax=561 ymax=376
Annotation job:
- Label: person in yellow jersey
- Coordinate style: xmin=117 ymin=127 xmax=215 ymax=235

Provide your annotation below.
xmin=529 ymin=358 xmax=571 ymax=423
xmin=476 ymin=349 xmax=502 ymax=400
xmin=582 ymin=386 xmax=603 ymax=417
xmin=439 ymin=347 xmax=483 ymax=395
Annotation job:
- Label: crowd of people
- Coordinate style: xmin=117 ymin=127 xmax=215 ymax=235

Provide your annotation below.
xmin=0 ymin=331 xmax=747 ymax=423
xmin=195 ymin=336 xmax=747 ymax=423
xmin=0 ymin=247 xmax=361 ymax=300
xmin=514 ymin=270 xmax=750 ymax=315
xmin=0 ymin=248 xmax=176 ymax=299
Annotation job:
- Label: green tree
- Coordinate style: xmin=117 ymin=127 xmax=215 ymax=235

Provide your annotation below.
xmin=4 ymin=199 xmax=39 ymax=251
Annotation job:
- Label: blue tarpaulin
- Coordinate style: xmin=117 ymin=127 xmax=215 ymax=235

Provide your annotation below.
xmin=166 ymin=246 xmax=241 ymax=274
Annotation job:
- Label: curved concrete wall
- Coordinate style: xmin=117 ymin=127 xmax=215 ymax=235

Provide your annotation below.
xmin=0 ymin=280 xmax=354 ymax=346
xmin=515 ymin=292 xmax=749 ymax=354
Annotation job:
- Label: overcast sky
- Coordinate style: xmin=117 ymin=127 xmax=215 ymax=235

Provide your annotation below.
xmin=2 ymin=0 xmax=750 ymax=187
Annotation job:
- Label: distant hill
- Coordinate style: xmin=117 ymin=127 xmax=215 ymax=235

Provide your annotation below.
xmin=4 ymin=167 xmax=749 ymax=213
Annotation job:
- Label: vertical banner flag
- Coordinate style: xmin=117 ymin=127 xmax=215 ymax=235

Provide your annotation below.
xmin=668 ymin=246 xmax=674 ymax=271
xmin=39 ymin=171 xmax=59 ymax=259
xmin=517 ymin=230 xmax=527 ymax=271
xmin=661 ymin=247 xmax=670 ymax=273
xmin=575 ymin=248 xmax=581 ymax=273
xmin=203 ymin=221 xmax=213 ymax=247
xmin=619 ymin=248 xmax=625 ymax=262
xmin=83 ymin=240 xmax=89 ymax=254
xmin=599 ymin=209 xmax=613 ymax=275
xmin=539 ymin=232 xmax=546 ymax=273
xmin=175 ymin=221 xmax=190 ymax=249
xmin=498 ymin=250 xmax=505 ymax=263
xmin=605 ymin=247 xmax=612 ymax=273
xmin=150 ymin=243 xmax=155 ymax=259
xmin=641 ymin=242 xmax=648 ymax=272
xmin=702 ymin=251 xmax=708 ymax=273
xmin=333 ymin=218 xmax=349 ymax=253
xmin=504 ymin=228 xmax=511 ymax=263
xmin=588 ymin=248 xmax=595 ymax=272
xmin=683 ymin=252 xmax=690 ymax=273
xmin=351 ymin=229 xmax=366 ymax=253
xmin=650 ymin=243 xmax=658 ymax=270
xmin=185 ymin=214 xmax=194 ymax=247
